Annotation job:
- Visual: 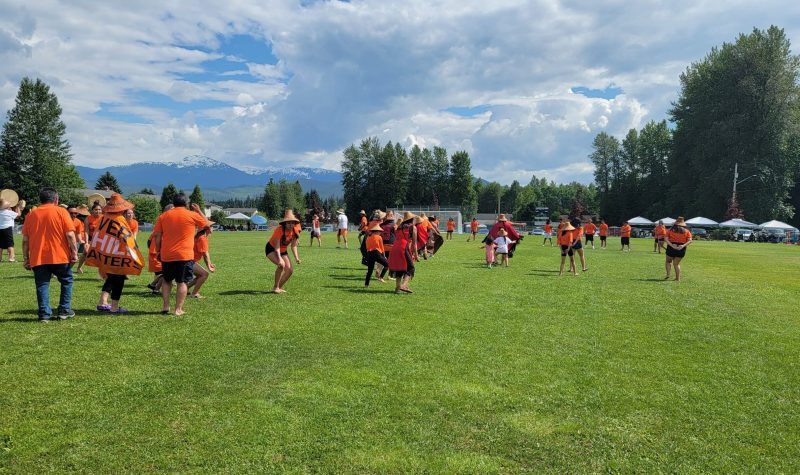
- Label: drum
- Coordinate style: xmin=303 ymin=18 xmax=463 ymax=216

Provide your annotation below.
xmin=0 ymin=189 xmax=19 ymax=207
xmin=88 ymin=193 xmax=107 ymax=208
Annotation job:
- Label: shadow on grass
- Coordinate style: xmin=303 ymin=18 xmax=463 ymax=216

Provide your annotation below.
xmin=526 ymin=270 xmax=560 ymax=277
xmin=321 ymin=285 xmax=396 ymax=294
xmin=633 ymin=278 xmax=671 ymax=282
xmin=218 ymin=290 xmax=275 ymax=296
xmin=328 ymin=274 xmax=364 ymax=281
xmin=2 ymin=308 xmax=156 ymax=322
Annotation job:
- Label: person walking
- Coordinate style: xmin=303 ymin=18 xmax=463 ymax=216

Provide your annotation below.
xmin=357 ymin=210 xmax=368 ymax=244
xmin=665 ymin=217 xmax=693 ymax=281
xmin=653 ymin=220 xmax=667 ymax=253
xmin=21 ymin=188 xmax=78 ymax=322
xmin=488 ymin=214 xmax=521 ymax=257
xmin=151 ymin=195 xmax=210 ymax=315
xmin=466 ymin=217 xmax=479 ymax=242
xmin=493 ymin=228 xmax=515 ymax=267
xmin=542 ymin=220 xmax=553 ymax=246
xmin=599 ymin=219 xmax=609 ymax=249
xmin=146 ymin=205 xmax=173 ymax=294
xmin=389 ymin=211 xmax=418 ymax=293
xmin=76 ymin=201 xmax=103 ymax=274
xmin=0 ymin=199 xmax=22 ymax=262
xmin=620 ymin=221 xmax=632 ymax=251
xmin=584 ymin=220 xmax=597 ymax=249
xmin=364 ymin=224 xmax=389 ymax=287
xmin=265 ymin=210 xmax=302 ymax=293
xmin=446 ymin=217 xmax=455 ymax=240
xmin=310 ymin=214 xmax=322 ymax=247
xmin=188 ymin=224 xmax=215 ymax=299
xmin=67 ymin=206 xmax=87 ymax=266
xmin=336 ymin=209 xmax=349 ymax=249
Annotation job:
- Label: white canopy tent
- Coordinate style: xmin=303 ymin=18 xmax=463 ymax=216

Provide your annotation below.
xmin=627 ymin=216 xmax=654 ymax=226
xmin=759 ymin=220 xmax=799 ymax=231
xmin=656 ymin=217 xmax=676 ymax=226
xmin=226 ymin=212 xmax=251 ymax=221
xmin=685 ymin=217 xmax=719 ymax=227
xmin=719 ymin=218 xmax=759 ymax=229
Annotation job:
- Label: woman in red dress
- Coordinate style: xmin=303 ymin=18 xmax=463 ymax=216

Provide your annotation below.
xmin=389 ymin=211 xmax=418 ymax=294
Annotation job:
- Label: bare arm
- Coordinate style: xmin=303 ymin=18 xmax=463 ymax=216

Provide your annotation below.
xmin=22 ymin=235 xmax=31 ymax=270
xmin=66 ymin=231 xmax=78 ymax=263
xmin=291 ymin=238 xmax=301 ymax=264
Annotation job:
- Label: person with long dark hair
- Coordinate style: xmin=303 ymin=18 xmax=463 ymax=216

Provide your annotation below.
xmin=664 ymin=216 xmax=693 ymax=282
xmin=388 ymin=211 xmax=418 ymax=294
xmin=265 ymin=210 xmax=302 ymax=293
xmin=364 ymin=224 xmax=389 ymax=287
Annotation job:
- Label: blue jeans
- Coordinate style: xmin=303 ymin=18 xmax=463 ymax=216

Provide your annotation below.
xmin=33 ymin=264 xmax=73 ymax=320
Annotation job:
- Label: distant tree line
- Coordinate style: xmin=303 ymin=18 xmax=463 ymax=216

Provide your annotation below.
xmin=591 ymin=26 xmax=800 ymax=225
xmin=476 ymin=177 xmax=598 ymax=222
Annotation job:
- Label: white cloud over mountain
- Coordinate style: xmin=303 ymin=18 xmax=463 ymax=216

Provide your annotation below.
xmin=1 ymin=0 xmax=798 ymax=184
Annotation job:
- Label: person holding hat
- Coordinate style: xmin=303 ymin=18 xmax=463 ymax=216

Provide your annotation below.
xmin=558 ymin=221 xmax=577 ymax=276
xmin=152 ymin=195 xmax=210 ymax=315
xmin=620 ymin=221 xmax=632 ymax=251
xmin=336 ymin=209 xmax=349 ymax=249
xmin=310 ymin=214 xmax=322 ymax=247
xmin=22 ymin=188 xmax=78 ymax=321
xmin=0 ymin=198 xmax=23 ymax=262
xmin=364 ymin=223 xmax=389 ymax=287
xmin=88 ymin=193 xmax=143 ymax=314
xmin=265 ymin=209 xmax=302 ymax=293
xmin=388 ymin=211 xmax=418 ymax=293
xmin=664 ymin=217 xmax=693 ymax=281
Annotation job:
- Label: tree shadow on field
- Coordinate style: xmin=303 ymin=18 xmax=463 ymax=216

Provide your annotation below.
xmin=218 ymin=290 xmax=274 ymax=296
xmin=321 ymin=284 xmax=396 ymax=294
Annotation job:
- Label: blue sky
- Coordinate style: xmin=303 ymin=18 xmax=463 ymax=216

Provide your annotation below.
xmin=1 ymin=1 xmax=799 ymax=184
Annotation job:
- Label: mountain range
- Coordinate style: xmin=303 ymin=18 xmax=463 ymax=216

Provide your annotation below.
xmin=76 ymin=155 xmax=343 ymax=201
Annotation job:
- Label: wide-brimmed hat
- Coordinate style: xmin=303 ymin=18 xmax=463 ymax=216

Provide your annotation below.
xmin=88 ymin=193 xmax=107 ymax=208
xmin=497 ymin=214 xmax=508 ymax=221
xmin=675 ymin=216 xmax=686 ymax=226
xmin=374 ymin=210 xmax=387 ymax=220
xmin=280 ymin=209 xmax=300 ymax=223
xmin=336 ymin=208 xmax=345 ymax=214
xmin=0 ymin=189 xmax=19 ymax=207
xmin=564 ymin=223 xmax=576 ymax=231
xmin=76 ymin=204 xmax=90 ymax=216
xmin=103 ymin=193 xmax=135 ymax=213
xmin=368 ymin=224 xmax=383 ymax=232
xmin=359 ymin=210 xmax=366 ymax=215
xmin=402 ymin=211 xmax=416 ymax=223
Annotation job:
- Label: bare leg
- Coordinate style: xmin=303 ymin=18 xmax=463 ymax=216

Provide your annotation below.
xmin=161 ymin=280 xmax=172 ymax=313
xmin=665 ymin=257 xmax=672 ymax=279
xmin=191 ymin=265 xmax=209 ymax=297
xmin=175 ymin=283 xmax=188 ymax=315
xmin=277 ymin=256 xmax=293 ymax=289
xmin=559 ymin=255 xmax=566 ymax=275
xmin=266 ymin=251 xmax=285 ymax=292
xmin=98 ymin=291 xmax=110 ymax=307
xmin=673 ymin=257 xmax=683 ymax=281
xmin=569 ymin=255 xmax=577 ymax=275
xmin=578 ymin=249 xmax=587 ymax=271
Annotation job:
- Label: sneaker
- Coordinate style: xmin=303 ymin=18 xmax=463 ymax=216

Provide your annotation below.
xmin=38 ymin=318 xmax=50 ymax=323
xmin=57 ymin=309 xmax=75 ymax=320
xmin=110 ymin=307 xmax=128 ymax=315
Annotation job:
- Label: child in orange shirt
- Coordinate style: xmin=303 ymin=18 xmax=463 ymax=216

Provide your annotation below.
xmin=365 ymin=224 xmax=389 ymax=286
xmin=558 ymin=223 xmax=577 ymax=276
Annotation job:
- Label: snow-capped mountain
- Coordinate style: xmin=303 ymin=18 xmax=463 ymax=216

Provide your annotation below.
xmin=76 ymin=155 xmax=343 ymax=199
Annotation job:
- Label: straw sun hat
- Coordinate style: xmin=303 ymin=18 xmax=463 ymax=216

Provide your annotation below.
xmin=674 ymin=216 xmax=686 ymax=226
xmin=279 ymin=209 xmax=300 ymax=224
xmin=368 ymin=224 xmax=383 ymax=232
xmin=402 ymin=211 xmax=417 ymax=223
xmin=564 ymin=223 xmax=576 ymax=231
xmin=497 ymin=214 xmax=508 ymax=221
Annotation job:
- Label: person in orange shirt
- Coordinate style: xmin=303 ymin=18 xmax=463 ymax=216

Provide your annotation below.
xmin=584 ymin=220 xmax=597 ymax=250
xmin=125 ymin=208 xmax=139 ymax=240
xmin=599 ymin=219 xmax=609 ymax=249
xmin=446 ymin=217 xmax=455 ymax=240
xmin=265 ymin=209 xmax=302 ymax=294
xmin=665 ymin=216 xmax=693 ymax=281
xmin=152 ymin=195 xmax=210 ymax=315
xmin=653 ymin=220 xmax=667 ymax=253
xmin=558 ymin=222 xmax=577 ymax=276
xmin=570 ymin=218 xmax=588 ymax=272
xmin=76 ymin=201 xmax=104 ymax=273
xmin=22 ymin=188 xmax=78 ymax=322
xmin=67 ymin=206 xmax=87 ymax=257
xmin=92 ymin=193 xmax=140 ymax=314
xmin=467 ymin=218 xmax=479 ymax=242
xmin=364 ymin=224 xmax=389 ymax=287
xmin=357 ymin=210 xmax=368 ymax=244
xmin=188 ymin=222 xmax=215 ymax=299
xmin=146 ymin=204 xmax=173 ymax=294
xmin=620 ymin=221 xmax=632 ymax=251
xmin=543 ymin=220 xmax=553 ymax=246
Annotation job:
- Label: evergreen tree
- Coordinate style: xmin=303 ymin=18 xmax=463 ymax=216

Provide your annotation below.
xmin=189 ymin=184 xmax=205 ymax=212
xmin=0 ymin=77 xmax=84 ymax=202
xmin=128 ymin=196 xmax=161 ymax=224
xmin=159 ymin=183 xmax=178 ymax=210
xmin=260 ymin=179 xmax=281 ymax=219
xmin=589 ymin=132 xmax=621 ymax=222
xmin=431 ymin=146 xmax=450 ymax=206
xmin=95 ymin=171 xmax=122 ymax=193
xmin=449 ymin=151 xmax=477 ymax=218
xmin=139 ymin=187 xmax=155 ymax=195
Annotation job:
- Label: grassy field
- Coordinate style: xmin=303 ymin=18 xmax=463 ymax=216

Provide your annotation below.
xmin=1 ymin=231 xmax=799 ymax=473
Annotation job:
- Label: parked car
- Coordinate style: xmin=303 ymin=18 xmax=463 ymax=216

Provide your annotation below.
xmin=320 ymin=225 xmax=335 ymax=233
xmin=528 ymin=227 xmax=545 ymax=236
xmin=735 ymin=228 xmax=755 ymax=242
xmin=255 ymin=224 xmax=270 ymax=231
xmin=690 ymin=228 xmax=708 ymax=239
xmin=463 ymin=224 xmax=489 ymax=234
xmin=757 ymin=228 xmax=786 ymax=243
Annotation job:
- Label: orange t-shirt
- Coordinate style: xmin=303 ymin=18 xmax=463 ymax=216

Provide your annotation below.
xmin=599 ymin=223 xmax=609 ymax=236
xmin=86 ymin=214 xmax=103 ymax=236
xmin=22 ymin=204 xmax=76 ymax=267
xmin=269 ymin=226 xmax=299 ymax=253
xmin=129 ymin=218 xmax=139 ymax=234
xmin=667 ymin=226 xmax=692 ymax=244
xmin=194 ymin=234 xmax=209 ymax=262
xmin=72 ymin=218 xmax=86 ymax=243
xmin=148 ymin=236 xmax=162 ymax=273
xmin=557 ymin=222 xmax=565 ymax=233
xmin=620 ymin=224 xmax=632 ymax=237
xmin=544 ymin=223 xmax=553 ymax=234
xmin=153 ymin=207 xmax=209 ymax=262
xmin=655 ymin=225 xmax=667 ymax=238
xmin=447 ymin=220 xmax=455 ymax=232
xmin=359 ymin=216 xmax=368 ymax=231
xmin=470 ymin=220 xmax=479 ymax=232
xmin=584 ymin=223 xmax=596 ymax=235
xmin=558 ymin=230 xmax=574 ymax=246
xmin=575 ymin=226 xmax=584 ymax=239
xmin=365 ymin=233 xmax=385 ymax=253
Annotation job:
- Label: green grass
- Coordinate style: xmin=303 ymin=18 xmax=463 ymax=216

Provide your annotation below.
xmin=1 ymin=232 xmax=799 ymax=473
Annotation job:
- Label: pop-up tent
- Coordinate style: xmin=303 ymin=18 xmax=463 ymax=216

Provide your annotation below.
xmin=656 ymin=217 xmax=676 ymax=226
xmin=759 ymin=220 xmax=798 ymax=231
xmin=627 ymin=216 xmax=654 ymax=226
xmin=250 ymin=214 xmax=268 ymax=225
xmin=686 ymin=217 xmax=719 ymax=227
xmin=226 ymin=212 xmax=251 ymax=221
xmin=719 ymin=218 xmax=759 ymax=228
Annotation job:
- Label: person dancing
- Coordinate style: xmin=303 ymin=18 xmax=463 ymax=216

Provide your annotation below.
xmin=665 ymin=216 xmax=692 ymax=282
xmin=599 ymin=219 xmax=609 ymax=249
xmin=558 ymin=222 xmax=577 ymax=276
xmin=388 ymin=212 xmax=418 ymax=294
xmin=265 ymin=210 xmax=302 ymax=293
xmin=364 ymin=224 xmax=389 ymax=287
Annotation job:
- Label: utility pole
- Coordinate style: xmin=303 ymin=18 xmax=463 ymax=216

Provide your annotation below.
xmin=733 ymin=162 xmax=739 ymax=195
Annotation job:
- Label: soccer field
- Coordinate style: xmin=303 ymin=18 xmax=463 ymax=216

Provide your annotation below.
xmin=1 ymin=232 xmax=799 ymax=473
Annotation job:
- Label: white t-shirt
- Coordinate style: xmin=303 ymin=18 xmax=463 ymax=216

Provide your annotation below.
xmin=0 ymin=209 xmax=17 ymax=229
xmin=337 ymin=214 xmax=348 ymax=230
xmin=494 ymin=236 xmax=512 ymax=253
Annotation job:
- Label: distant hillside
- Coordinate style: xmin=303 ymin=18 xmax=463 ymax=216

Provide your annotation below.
xmin=76 ymin=155 xmax=343 ymax=199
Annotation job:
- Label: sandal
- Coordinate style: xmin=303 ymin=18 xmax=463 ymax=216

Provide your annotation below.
xmin=111 ymin=307 xmax=128 ymax=315
xmin=96 ymin=304 xmax=112 ymax=312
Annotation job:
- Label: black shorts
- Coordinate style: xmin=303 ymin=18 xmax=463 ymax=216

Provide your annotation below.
xmin=585 ymin=234 xmax=594 ymax=242
xmin=572 ymin=241 xmax=583 ymax=250
xmin=265 ymin=242 xmax=288 ymax=257
xmin=621 ymin=237 xmax=630 ymax=245
xmin=162 ymin=260 xmax=194 ymax=284
xmin=600 ymin=235 xmax=607 ymax=242
xmin=560 ymin=245 xmax=574 ymax=257
xmin=666 ymin=246 xmax=686 ymax=258
xmin=0 ymin=227 xmax=13 ymax=249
